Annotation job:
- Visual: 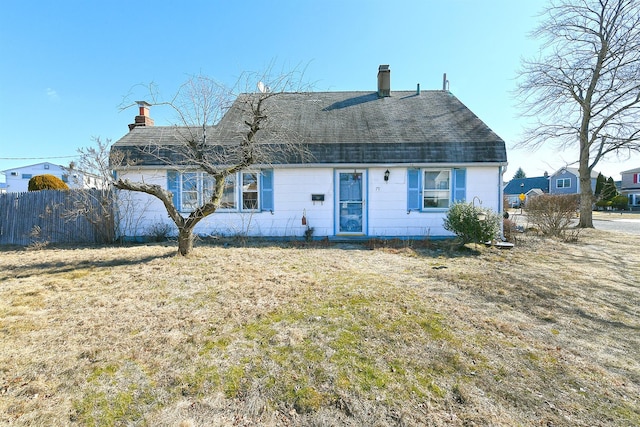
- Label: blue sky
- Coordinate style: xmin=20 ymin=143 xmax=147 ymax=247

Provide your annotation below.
xmin=1 ymin=0 xmax=638 ymax=182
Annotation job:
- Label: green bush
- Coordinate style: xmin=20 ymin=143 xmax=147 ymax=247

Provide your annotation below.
xmin=443 ymin=202 xmax=501 ymax=245
xmin=611 ymin=195 xmax=629 ymax=210
xmin=28 ymin=174 xmax=69 ymax=191
xmin=595 ymin=199 xmax=612 ymax=209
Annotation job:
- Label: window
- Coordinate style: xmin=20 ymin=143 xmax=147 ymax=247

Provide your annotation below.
xmin=556 ymin=178 xmax=571 ymax=188
xmin=633 ymin=173 xmax=639 ymax=184
xmin=423 ymin=170 xmax=451 ymax=208
xmin=22 ymin=174 xmax=32 ymax=179
xmin=168 ymin=170 xmax=272 ymax=213
xmin=241 ymin=172 xmax=258 ymax=210
xmin=203 ymin=174 xmax=236 ymax=209
xmin=181 ymin=173 xmax=199 ymax=212
xmin=44 ymin=164 xmax=49 ymax=170
xmin=407 ymin=168 xmax=465 ymax=211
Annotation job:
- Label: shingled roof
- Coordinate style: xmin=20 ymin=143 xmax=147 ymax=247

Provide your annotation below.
xmin=504 ymin=176 xmax=550 ymax=195
xmin=112 ymin=90 xmax=507 ymax=167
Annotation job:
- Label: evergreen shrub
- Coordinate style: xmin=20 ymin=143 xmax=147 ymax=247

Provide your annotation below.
xmin=443 ymin=202 xmax=501 ymax=245
xmin=28 ymin=174 xmax=69 ymax=191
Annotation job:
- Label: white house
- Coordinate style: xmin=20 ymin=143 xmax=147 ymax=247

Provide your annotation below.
xmin=110 ymin=66 xmax=508 ymax=240
xmin=1 ymin=162 xmax=104 ymax=193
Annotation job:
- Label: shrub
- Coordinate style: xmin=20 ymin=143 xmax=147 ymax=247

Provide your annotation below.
xmin=145 ymin=222 xmax=172 ymax=242
xmin=525 ymin=194 xmax=578 ymax=238
xmin=443 ymin=202 xmax=501 ymax=245
xmin=611 ymin=195 xmax=629 ymax=210
xmin=28 ymin=174 xmax=69 ymax=191
xmin=503 ymin=218 xmax=518 ymax=243
xmin=595 ymin=199 xmax=612 ymax=210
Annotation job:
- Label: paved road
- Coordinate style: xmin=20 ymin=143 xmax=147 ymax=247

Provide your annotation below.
xmin=507 ymin=211 xmax=640 ymax=236
xmin=592 ymin=217 xmax=640 ymax=235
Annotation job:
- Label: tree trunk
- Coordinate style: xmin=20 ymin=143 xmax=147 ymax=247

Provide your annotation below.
xmin=177 ymin=227 xmax=194 ymax=256
xmin=578 ymin=170 xmax=594 ymax=228
xmin=577 ymin=138 xmax=594 ymax=228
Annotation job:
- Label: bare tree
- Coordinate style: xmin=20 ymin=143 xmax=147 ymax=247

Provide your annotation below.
xmin=516 ymin=0 xmax=640 ymax=227
xmin=68 ymin=137 xmax=123 ymax=243
xmin=112 ymin=69 xmax=309 ymax=255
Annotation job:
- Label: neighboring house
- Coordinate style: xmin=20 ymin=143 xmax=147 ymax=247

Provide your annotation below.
xmin=111 ymin=66 xmax=508 ymax=240
xmin=620 ymin=166 xmax=640 ymax=210
xmin=503 ymin=175 xmax=549 ymax=207
xmin=548 ymin=167 xmax=598 ymax=195
xmin=1 ymin=162 xmax=104 ymax=193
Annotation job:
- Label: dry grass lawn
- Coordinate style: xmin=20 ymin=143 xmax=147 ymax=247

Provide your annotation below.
xmin=1 ymin=230 xmax=638 ymax=426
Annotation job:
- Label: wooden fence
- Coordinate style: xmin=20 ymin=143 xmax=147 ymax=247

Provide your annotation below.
xmin=0 ymin=189 xmax=115 ymax=246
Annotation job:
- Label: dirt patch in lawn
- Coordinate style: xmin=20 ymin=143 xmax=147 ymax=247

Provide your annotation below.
xmin=1 ymin=229 xmax=638 ymax=426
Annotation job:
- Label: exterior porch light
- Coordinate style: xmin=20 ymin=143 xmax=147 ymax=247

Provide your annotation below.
xmin=384 ymin=169 xmax=390 ymax=181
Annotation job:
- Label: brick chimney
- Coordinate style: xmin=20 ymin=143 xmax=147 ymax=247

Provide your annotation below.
xmin=128 ymin=101 xmax=154 ymax=131
xmin=377 ymin=65 xmax=390 ymax=97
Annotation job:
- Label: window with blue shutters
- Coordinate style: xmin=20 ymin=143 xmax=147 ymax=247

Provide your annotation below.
xmin=169 ymin=170 xmax=270 ymax=213
xmin=408 ymin=168 xmax=466 ymax=211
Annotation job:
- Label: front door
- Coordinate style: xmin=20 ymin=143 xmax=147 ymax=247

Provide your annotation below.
xmin=337 ymin=170 xmax=366 ymax=234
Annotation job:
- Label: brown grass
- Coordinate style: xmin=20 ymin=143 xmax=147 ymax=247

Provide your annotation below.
xmin=1 ymin=230 xmax=638 ymax=426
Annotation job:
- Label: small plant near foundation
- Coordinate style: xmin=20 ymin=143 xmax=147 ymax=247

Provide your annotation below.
xmin=443 ymin=202 xmax=501 ymax=245
xmin=145 ymin=222 xmax=172 ymax=242
xmin=304 ymin=226 xmax=314 ymax=242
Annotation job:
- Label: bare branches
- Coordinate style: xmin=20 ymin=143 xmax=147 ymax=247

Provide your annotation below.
xmin=112 ymin=65 xmax=311 ymax=254
xmin=516 ymin=0 xmax=640 ymax=228
xmin=516 ymin=0 xmax=640 ymax=154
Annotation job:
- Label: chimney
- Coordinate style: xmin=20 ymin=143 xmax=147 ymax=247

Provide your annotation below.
xmin=377 ymin=65 xmax=390 ymax=97
xmin=128 ymin=101 xmax=154 ymax=131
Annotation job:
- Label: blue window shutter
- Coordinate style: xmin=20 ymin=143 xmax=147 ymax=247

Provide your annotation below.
xmin=453 ymin=168 xmax=466 ymax=203
xmin=167 ymin=170 xmax=180 ymax=209
xmin=261 ymin=169 xmax=274 ymax=211
xmin=407 ymin=169 xmax=421 ymax=210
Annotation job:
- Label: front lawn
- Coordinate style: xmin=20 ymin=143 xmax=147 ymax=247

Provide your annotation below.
xmin=1 ymin=230 xmax=638 ymax=426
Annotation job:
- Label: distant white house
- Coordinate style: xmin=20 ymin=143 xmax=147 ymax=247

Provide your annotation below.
xmin=1 ymin=162 xmax=104 ymax=193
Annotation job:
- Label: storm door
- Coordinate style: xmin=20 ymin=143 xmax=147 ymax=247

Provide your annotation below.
xmin=337 ymin=170 xmax=366 ymax=234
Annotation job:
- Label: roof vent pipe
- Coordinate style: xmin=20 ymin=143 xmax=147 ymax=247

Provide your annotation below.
xmin=442 ymin=73 xmax=449 ymax=91
xmin=416 ymin=83 xmax=420 ymax=95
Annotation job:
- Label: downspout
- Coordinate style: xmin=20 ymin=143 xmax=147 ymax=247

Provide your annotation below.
xmin=499 ymin=164 xmax=508 ymax=241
